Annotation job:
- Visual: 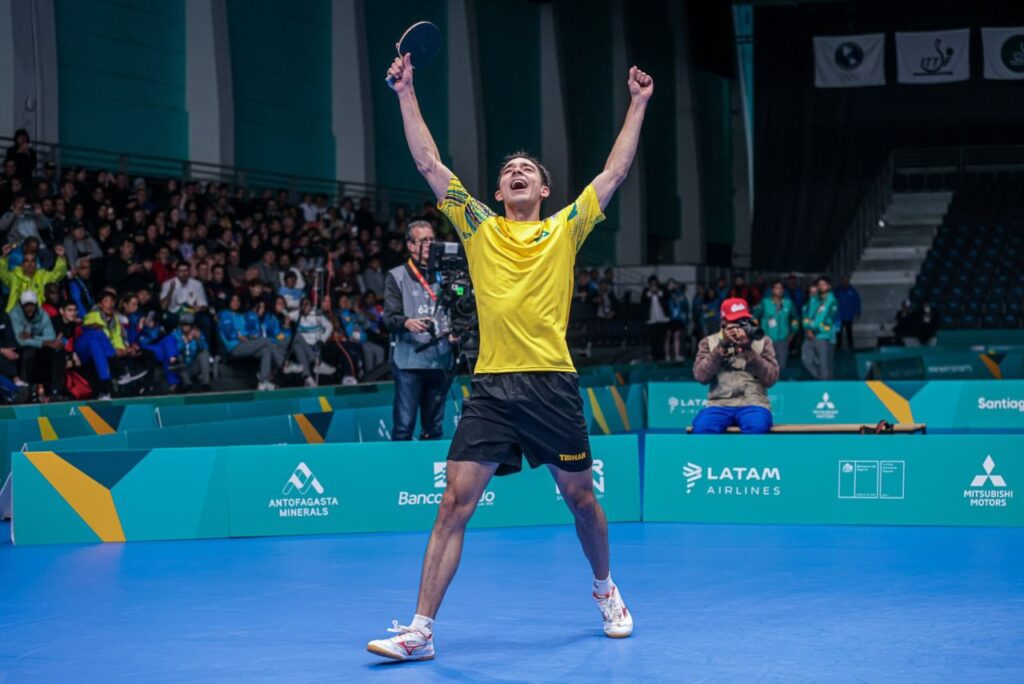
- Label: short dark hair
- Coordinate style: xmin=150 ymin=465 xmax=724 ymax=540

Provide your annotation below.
xmin=497 ymin=150 xmax=551 ymax=189
xmin=816 ymin=275 xmax=832 ymax=286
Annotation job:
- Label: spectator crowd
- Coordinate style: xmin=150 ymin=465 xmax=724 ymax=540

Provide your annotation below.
xmin=573 ymin=268 xmax=862 ymax=380
xmin=0 ymin=128 xmax=453 ymax=403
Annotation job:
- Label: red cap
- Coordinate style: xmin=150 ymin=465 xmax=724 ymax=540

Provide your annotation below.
xmin=720 ymin=297 xmax=752 ymax=322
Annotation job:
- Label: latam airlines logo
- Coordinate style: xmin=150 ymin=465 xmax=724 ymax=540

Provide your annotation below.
xmin=682 ymin=462 xmax=782 ymax=497
xmin=964 ymin=455 xmax=1013 ymax=509
xmin=667 ymin=396 xmax=708 ymax=415
xmin=269 ymin=462 xmax=339 ymax=518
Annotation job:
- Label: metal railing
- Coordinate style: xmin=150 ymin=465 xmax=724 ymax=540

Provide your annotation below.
xmin=1 ymin=136 xmax=431 ymax=219
xmin=894 ymin=144 xmax=1024 ymax=176
xmin=827 ymin=154 xmax=895 ymax=281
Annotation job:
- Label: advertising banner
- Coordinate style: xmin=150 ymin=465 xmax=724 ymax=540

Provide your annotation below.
xmin=644 ymin=434 xmax=1023 ymax=527
xmin=12 ymin=435 xmax=640 ymax=545
xmin=227 ymin=435 xmax=641 ymax=537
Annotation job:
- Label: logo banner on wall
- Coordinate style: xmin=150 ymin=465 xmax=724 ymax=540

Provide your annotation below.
xmin=813 ymin=33 xmax=886 ymax=88
xmin=644 ymin=434 xmax=1023 ymax=528
xmin=896 ymin=29 xmax=970 ymax=84
xmin=982 ymin=27 xmax=1024 ymax=79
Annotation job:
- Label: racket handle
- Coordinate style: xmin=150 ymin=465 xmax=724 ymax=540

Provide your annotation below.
xmin=386 ymin=74 xmax=396 ymax=88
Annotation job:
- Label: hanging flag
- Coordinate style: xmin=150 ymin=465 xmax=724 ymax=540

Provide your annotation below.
xmin=896 ymin=29 xmax=970 ymax=84
xmin=813 ymin=33 xmax=886 ymax=88
xmin=982 ymin=27 xmax=1024 ymax=80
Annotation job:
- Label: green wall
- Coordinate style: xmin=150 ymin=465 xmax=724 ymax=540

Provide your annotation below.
xmin=475 ymin=0 xmax=541 ymax=201
xmin=554 ymin=0 xmax=618 ymax=265
xmin=365 ymin=0 xmax=448 ymax=193
xmin=54 ymin=0 xmax=187 ymax=159
xmin=694 ymin=68 xmax=734 ymax=254
xmin=226 ymin=0 xmax=335 ymax=179
xmin=625 ymin=0 xmax=680 ymax=259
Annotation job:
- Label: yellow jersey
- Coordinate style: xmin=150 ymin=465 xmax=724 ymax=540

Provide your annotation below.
xmin=438 ymin=176 xmax=604 ymax=373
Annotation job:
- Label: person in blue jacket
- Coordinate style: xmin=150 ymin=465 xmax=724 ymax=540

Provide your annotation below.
xmin=218 ymin=293 xmax=284 ymax=391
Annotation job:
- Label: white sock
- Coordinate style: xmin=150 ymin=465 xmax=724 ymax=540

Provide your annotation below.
xmin=593 ymin=573 xmax=614 ymax=596
xmin=410 ymin=613 xmax=434 ymax=635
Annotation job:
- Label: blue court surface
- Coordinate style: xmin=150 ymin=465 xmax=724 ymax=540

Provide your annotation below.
xmin=2 ymin=521 xmax=1022 ymax=682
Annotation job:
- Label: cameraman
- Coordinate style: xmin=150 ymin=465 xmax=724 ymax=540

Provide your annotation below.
xmin=691 ymin=297 xmax=779 ymax=434
xmin=384 ymin=220 xmax=452 ymax=440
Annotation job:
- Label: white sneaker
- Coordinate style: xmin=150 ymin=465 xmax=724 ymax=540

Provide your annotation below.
xmin=314 ymin=361 xmax=336 ymax=375
xmin=283 ymin=362 xmax=304 ymax=374
xmin=97 ymin=393 xmax=112 ymax=401
xmin=256 ymin=380 xmax=277 ymax=391
xmin=304 ymin=376 xmax=317 ymax=388
xmin=366 ymin=620 xmax=434 ymax=661
xmin=594 ymin=586 xmax=633 ymax=638
xmin=12 ymin=378 xmax=28 ymax=388
xmin=116 ymin=369 xmax=148 ymax=386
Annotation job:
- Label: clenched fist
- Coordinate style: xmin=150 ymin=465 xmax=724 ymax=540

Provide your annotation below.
xmin=628 ymin=66 xmax=654 ymax=103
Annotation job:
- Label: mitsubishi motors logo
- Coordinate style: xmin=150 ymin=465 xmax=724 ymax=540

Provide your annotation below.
xmin=813 ymin=392 xmax=838 ymax=419
xmin=683 ymin=463 xmax=702 ymax=493
xmin=971 ymin=455 xmax=1007 ymax=488
xmin=964 ymin=455 xmax=1013 ymax=509
xmin=283 ymin=462 xmax=323 ymax=495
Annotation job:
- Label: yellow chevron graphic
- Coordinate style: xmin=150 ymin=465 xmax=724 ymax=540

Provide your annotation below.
xmin=609 ymin=385 xmax=631 ymax=432
xmin=865 ymin=381 xmax=914 ymax=424
xmin=294 ymin=414 xmax=325 ymax=444
xmin=318 ymin=396 xmax=333 ymax=413
xmin=979 ymin=355 xmax=1003 ymax=380
xmin=78 ymin=406 xmax=115 ymax=435
xmin=587 ymin=388 xmax=611 ymax=435
xmin=37 ymin=417 xmax=58 ymax=441
xmin=24 ymin=451 xmax=125 ymax=542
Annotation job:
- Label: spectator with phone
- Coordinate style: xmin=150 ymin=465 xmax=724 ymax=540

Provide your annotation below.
xmin=691 ymin=297 xmax=780 ymax=434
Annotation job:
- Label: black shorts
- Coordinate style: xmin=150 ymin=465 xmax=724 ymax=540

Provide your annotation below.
xmin=448 ymin=372 xmax=591 ymax=476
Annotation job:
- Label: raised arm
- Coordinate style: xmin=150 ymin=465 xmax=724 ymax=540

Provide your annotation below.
xmin=592 ymin=66 xmax=654 ymax=210
xmin=387 ymin=53 xmax=454 ymax=201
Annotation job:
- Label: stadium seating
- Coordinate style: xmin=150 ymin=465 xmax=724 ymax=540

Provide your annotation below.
xmin=906 ymin=173 xmax=1024 ymax=329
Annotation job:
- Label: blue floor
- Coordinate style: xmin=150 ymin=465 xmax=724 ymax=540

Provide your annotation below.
xmin=2 ymin=521 xmax=1022 ymax=682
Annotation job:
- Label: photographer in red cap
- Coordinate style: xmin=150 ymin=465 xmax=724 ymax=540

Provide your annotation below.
xmin=691 ymin=297 xmax=780 ymax=434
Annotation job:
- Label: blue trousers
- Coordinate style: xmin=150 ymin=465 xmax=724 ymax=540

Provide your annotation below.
xmin=392 ymin=366 xmax=450 ymax=440
xmin=75 ymin=329 xmax=116 ymax=381
xmin=692 ymin=405 xmax=773 ymax=434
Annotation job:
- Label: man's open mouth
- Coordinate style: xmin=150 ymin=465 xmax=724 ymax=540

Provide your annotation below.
xmin=510 ymin=178 xmax=528 ymax=191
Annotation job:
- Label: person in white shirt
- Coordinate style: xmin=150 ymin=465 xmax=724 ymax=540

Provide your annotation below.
xmin=160 ymin=261 xmax=209 ymax=313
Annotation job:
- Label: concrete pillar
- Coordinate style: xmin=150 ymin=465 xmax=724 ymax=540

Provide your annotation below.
xmin=10 ymin=0 xmax=59 ymax=144
xmin=332 ymin=0 xmax=373 ymax=184
xmin=670 ymin=0 xmax=703 ymax=264
xmin=611 ymin=0 xmax=643 ymax=265
xmin=447 ymin=0 xmax=484 ymax=195
xmin=538 ymin=1 xmax=569 ymax=210
xmin=186 ymin=0 xmax=234 ymax=166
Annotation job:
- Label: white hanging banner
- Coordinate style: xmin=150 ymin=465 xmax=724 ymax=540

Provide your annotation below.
xmin=896 ymin=29 xmax=970 ymax=84
xmin=814 ymin=33 xmax=886 ymax=88
xmin=982 ymin=27 xmax=1024 ymax=80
